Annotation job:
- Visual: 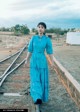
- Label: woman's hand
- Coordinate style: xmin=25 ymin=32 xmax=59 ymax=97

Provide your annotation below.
xmin=24 ymin=52 xmax=31 ymax=68
xmin=51 ymin=63 xmax=57 ymax=70
xmin=24 ymin=59 xmax=28 ymax=68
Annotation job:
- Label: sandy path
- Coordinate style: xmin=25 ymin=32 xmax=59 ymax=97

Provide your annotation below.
xmin=53 ymin=45 xmax=80 ymax=84
xmin=0 ymin=35 xmax=30 ymax=60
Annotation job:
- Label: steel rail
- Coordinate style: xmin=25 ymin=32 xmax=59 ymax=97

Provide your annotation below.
xmin=0 ymin=41 xmax=28 ymax=63
xmin=0 ymin=44 xmax=27 ymax=79
xmin=0 ymin=49 xmax=21 ymax=64
xmin=0 ymin=58 xmax=26 ymax=86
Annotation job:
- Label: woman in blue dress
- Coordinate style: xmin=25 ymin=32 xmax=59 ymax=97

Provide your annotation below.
xmin=25 ymin=22 xmax=55 ymax=110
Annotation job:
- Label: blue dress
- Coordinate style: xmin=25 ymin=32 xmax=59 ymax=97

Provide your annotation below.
xmin=27 ymin=35 xmax=53 ymax=103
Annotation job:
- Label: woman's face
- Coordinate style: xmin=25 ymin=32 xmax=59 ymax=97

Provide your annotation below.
xmin=37 ymin=25 xmax=45 ymax=34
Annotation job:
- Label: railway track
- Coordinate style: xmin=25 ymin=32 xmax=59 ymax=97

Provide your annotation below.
xmin=0 ymin=43 xmax=80 ymax=112
xmin=0 ymin=44 xmax=31 ymax=92
xmin=0 ymin=44 xmax=27 ymax=86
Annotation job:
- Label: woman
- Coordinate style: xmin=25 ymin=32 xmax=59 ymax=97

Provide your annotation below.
xmin=25 ymin=22 xmax=55 ymax=111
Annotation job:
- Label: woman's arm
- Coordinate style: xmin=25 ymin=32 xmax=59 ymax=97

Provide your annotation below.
xmin=48 ymin=54 xmax=54 ymax=63
xmin=25 ymin=52 xmax=32 ymax=65
xmin=48 ymin=54 xmax=56 ymax=69
xmin=24 ymin=36 xmax=34 ymax=66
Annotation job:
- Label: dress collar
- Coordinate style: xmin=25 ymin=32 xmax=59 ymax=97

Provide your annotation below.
xmin=38 ymin=35 xmax=45 ymax=39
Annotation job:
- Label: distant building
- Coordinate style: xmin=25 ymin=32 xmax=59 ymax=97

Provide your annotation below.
xmin=66 ymin=32 xmax=80 ymax=45
xmin=46 ymin=33 xmax=56 ymax=39
xmin=74 ymin=28 xmax=80 ymax=32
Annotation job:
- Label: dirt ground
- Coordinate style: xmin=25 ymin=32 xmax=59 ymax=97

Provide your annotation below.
xmin=0 ymin=34 xmax=30 ymax=60
xmin=0 ymin=33 xmax=80 ymax=111
xmin=0 ymin=33 xmax=80 ymax=84
xmin=52 ymin=37 xmax=80 ymax=84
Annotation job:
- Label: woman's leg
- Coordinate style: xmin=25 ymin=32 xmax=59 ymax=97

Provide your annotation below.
xmin=40 ymin=68 xmax=49 ymax=103
xmin=30 ymin=67 xmax=43 ymax=103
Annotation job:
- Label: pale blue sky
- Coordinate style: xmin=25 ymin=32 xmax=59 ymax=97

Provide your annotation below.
xmin=0 ymin=0 xmax=80 ymax=29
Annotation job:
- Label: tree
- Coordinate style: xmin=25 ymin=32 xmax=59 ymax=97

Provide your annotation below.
xmin=13 ymin=24 xmax=30 ymax=36
xmin=31 ymin=28 xmax=37 ymax=34
xmin=20 ymin=25 xmax=30 ymax=34
xmin=0 ymin=27 xmax=10 ymax=31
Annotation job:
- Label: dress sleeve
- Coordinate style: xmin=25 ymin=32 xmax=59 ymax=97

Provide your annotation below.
xmin=46 ymin=37 xmax=53 ymax=54
xmin=28 ymin=36 xmax=34 ymax=53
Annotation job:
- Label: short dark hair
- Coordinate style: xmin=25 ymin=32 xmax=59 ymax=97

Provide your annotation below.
xmin=37 ymin=22 xmax=47 ymax=29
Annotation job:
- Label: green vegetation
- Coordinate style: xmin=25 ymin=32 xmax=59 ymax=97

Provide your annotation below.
xmin=0 ymin=25 xmax=77 ymax=36
xmin=12 ymin=24 xmax=30 ymax=36
xmin=46 ymin=28 xmax=68 ymax=35
xmin=0 ymin=27 xmax=10 ymax=31
xmin=31 ymin=27 xmax=69 ymax=35
xmin=0 ymin=24 xmax=30 ymax=36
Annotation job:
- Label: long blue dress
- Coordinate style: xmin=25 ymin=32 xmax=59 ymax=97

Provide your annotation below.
xmin=27 ymin=35 xmax=53 ymax=103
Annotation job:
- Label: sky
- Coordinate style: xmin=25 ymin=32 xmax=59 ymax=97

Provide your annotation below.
xmin=0 ymin=0 xmax=80 ymax=29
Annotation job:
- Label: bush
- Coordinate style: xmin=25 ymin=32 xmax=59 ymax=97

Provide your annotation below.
xmin=13 ymin=24 xmax=30 ymax=36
